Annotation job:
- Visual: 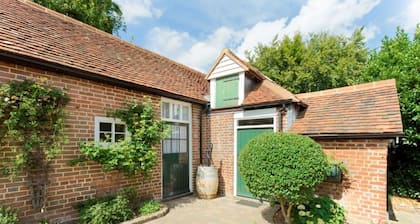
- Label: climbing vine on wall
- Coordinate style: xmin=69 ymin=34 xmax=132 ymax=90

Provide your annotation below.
xmin=0 ymin=79 xmax=69 ymax=209
xmin=74 ymin=100 xmax=167 ymax=177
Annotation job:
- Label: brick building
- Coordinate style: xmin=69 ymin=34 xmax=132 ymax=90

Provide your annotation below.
xmin=0 ymin=0 xmax=403 ymax=223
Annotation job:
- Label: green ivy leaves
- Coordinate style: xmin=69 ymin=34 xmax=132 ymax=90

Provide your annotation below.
xmin=0 ymin=80 xmax=69 ymax=179
xmin=76 ymin=100 xmax=166 ymax=177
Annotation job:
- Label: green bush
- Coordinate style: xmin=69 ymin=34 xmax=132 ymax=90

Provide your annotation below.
xmin=239 ymin=132 xmax=329 ymax=224
xmin=0 ymin=206 xmax=19 ymax=224
xmin=292 ymin=195 xmax=346 ymax=224
xmin=139 ymin=200 xmax=161 ymax=215
xmin=388 ymin=144 xmax=420 ymax=199
xmin=79 ymin=195 xmax=134 ymax=224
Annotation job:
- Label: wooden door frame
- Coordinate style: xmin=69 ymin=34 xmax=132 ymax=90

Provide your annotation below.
xmin=233 ymin=108 xmax=279 ymax=197
xmin=160 ymin=97 xmax=192 ymax=199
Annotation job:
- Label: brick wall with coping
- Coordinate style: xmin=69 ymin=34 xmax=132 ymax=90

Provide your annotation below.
xmin=0 ymin=59 xmax=202 ymax=223
xmin=316 ymin=138 xmax=389 ymax=224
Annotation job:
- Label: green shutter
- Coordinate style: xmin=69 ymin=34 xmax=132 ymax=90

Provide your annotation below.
xmin=215 ymin=75 xmax=239 ymax=108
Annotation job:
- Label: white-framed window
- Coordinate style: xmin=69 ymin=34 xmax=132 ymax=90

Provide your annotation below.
xmin=161 ymin=98 xmax=191 ymax=154
xmin=161 ymin=98 xmax=191 ymax=123
xmin=94 ymin=117 xmax=128 ymax=144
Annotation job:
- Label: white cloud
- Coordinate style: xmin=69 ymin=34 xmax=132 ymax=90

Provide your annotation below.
xmin=145 ymin=0 xmax=381 ymax=71
xmin=114 ymin=0 xmax=162 ymax=24
xmin=403 ymin=0 xmax=420 ymax=30
xmin=146 ymin=27 xmax=244 ymax=71
xmin=362 ymin=25 xmax=380 ymax=41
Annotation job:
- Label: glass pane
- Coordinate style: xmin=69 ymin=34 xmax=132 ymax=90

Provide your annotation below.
xmin=238 ymin=118 xmax=274 ymax=126
xmin=163 ymin=140 xmax=171 ymax=154
xmin=180 ymin=140 xmax=187 ymax=153
xmin=172 ymin=125 xmax=180 ymax=139
xmin=172 ymin=104 xmax=180 ymax=120
xmin=162 ymin=102 xmax=170 ymax=119
xmin=171 ymin=139 xmax=180 ymax=153
xmin=99 ymin=132 xmax=112 ymax=142
xmin=182 ymin=106 xmax=189 ymax=121
xmin=115 ymin=124 xmax=126 ymax=132
xmin=100 ymin=122 xmax=112 ymax=132
xmin=115 ymin=133 xmax=125 ymax=142
xmin=180 ymin=126 xmax=187 ymax=139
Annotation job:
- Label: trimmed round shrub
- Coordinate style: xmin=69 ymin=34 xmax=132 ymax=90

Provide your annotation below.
xmin=239 ymin=132 xmax=329 ymax=223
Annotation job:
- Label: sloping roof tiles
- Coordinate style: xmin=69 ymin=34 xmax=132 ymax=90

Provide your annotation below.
xmin=243 ymin=79 xmax=301 ymax=106
xmin=0 ymin=0 xmax=208 ymax=102
xmin=290 ymin=79 xmax=403 ymax=136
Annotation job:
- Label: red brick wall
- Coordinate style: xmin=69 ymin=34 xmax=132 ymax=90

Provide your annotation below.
xmin=208 ymin=112 xmax=234 ymax=196
xmin=0 ymin=59 xmax=202 ymax=223
xmin=316 ymin=138 xmax=389 ymax=224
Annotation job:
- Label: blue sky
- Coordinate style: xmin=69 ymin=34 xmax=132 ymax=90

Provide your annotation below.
xmin=114 ymin=0 xmax=420 ymax=72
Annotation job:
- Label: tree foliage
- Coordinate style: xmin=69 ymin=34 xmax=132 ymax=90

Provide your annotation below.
xmin=33 ymin=0 xmax=126 ymax=34
xmin=360 ymin=27 xmax=420 ymax=144
xmin=246 ymin=29 xmax=369 ymax=93
xmin=238 ymin=132 xmax=329 ymax=224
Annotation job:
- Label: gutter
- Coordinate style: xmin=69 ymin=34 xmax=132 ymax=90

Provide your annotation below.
xmin=0 ymin=51 xmax=208 ymax=105
xmin=242 ymin=99 xmax=293 ymax=110
xmin=305 ymin=133 xmax=405 ymax=139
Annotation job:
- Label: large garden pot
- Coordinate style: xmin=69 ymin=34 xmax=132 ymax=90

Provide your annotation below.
xmin=196 ymin=165 xmax=219 ymax=199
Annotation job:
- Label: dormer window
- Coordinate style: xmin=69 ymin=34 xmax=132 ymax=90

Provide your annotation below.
xmin=215 ymin=74 xmax=239 ymax=108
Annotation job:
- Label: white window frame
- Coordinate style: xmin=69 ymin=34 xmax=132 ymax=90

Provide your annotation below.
xmin=161 ymin=98 xmax=191 ymax=124
xmin=160 ymin=97 xmax=193 ymax=196
xmin=94 ymin=116 xmax=129 ymax=145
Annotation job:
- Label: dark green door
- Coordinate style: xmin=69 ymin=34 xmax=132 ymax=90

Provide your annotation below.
xmin=163 ymin=123 xmax=189 ymax=198
xmin=237 ymin=128 xmax=273 ymax=197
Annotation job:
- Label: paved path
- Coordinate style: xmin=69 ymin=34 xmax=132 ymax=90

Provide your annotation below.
xmin=148 ymin=196 xmax=277 ymax=224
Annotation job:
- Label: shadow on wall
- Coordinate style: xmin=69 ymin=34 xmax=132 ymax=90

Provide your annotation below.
xmin=316 ymin=175 xmax=352 ymax=200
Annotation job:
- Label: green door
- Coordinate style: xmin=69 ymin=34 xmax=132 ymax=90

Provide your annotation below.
xmin=237 ymin=128 xmax=273 ymax=197
xmin=163 ymin=123 xmax=189 ymax=198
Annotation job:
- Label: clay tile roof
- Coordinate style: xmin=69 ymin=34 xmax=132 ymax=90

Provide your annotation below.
xmin=0 ymin=0 xmax=208 ymax=103
xmin=243 ymin=79 xmax=301 ymax=106
xmin=289 ymin=79 xmax=403 ymax=136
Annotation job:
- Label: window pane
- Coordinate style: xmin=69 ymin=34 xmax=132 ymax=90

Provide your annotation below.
xmin=100 ymin=122 xmax=112 ymax=132
xmin=180 ymin=140 xmax=187 ymax=153
xmin=171 ymin=139 xmax=180 ymax=153
xmin=115 ymin=124 xmax=126 ymax=132
xmin=238 ymin=118 xmax=274 ymax=126
xmin=182 ymin=106 xmax=189 ymax=121
xmin=163 ymin=140 xmax=171 ymax=154
xmin=180 ymin=126 xmax=187 ymax=139
xmin=115 ymin=133 xmax=125 ymax=142
xmin=172 ymin=125 xmax=180 ymax=139
xmin=172 ymin=104 xmax=180 ymax=120
xmin=99 ymin=132 xmax=112 ymax=142
xmin=162 ymin=102 xmax=170 ymax=119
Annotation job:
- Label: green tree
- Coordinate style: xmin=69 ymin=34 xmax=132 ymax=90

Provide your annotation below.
xmin=239 ymin=133 xmax=329 ymax=224
xmin=33 ymin=0 xmax=125 ymax=34
xmin=246 ymin=28 xmax=369 ymax=93
xmin=361 ymin=27 xmax=420 ymax=144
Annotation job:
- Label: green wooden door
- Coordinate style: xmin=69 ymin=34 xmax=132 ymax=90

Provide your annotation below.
xmin=163 ymin=123 xmax=189 ymax=198
xmin=237 ymin=128 xmax=273 ymax=197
